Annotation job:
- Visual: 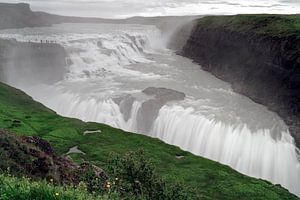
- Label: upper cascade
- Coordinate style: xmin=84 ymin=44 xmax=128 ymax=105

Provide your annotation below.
xmin=0 ymin=23 xmax=162 ymax=81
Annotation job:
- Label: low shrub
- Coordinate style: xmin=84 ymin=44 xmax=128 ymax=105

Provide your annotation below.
xmin=107 ymin=150 xmax=198 ymax=200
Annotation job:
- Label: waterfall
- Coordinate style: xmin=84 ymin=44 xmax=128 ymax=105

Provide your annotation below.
xmin=27 ymin=85 xmax=300 ymax=196
xmin=1 ymin=23 xmax=299 ymax=196
xmin=151 ymin=105 xmax=300 ymax=195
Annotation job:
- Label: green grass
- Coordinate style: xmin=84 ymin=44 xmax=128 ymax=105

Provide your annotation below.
xmin=0 ymin=81 xmax=298 ymax=200
xmin=0 ymin=174 xmax=117 ymax=200
xmin=198 ymin=14 xmax=300 ymax=37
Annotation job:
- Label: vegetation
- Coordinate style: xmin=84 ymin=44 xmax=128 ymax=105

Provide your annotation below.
xmin=0 ymin=149 xmax=192 ymax=200
xmin=198 ymin=14 xmax=300 ymax=37
xmin=107 ymin=150 xmax=196 ymax=199
xmin=0 ymin=81 xmax=298 ymax=199
xmin=0 ymin=174 xmax=112 ymax=200
xmin=0 ymin=130 xmax=191 ymax=199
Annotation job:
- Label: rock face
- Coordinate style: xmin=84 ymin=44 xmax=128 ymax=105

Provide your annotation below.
xmin=138 ymin=87 xmax=185 ymax=133
xmin=181 ymin=15 xmax=300 ymax=148
xmin=0 ymin=130 xmax=108 ymax=185
xmin=113 ymin=87 xmax=185 ymax=133
xmin=0 ymin=39 xmax=67 ymax=86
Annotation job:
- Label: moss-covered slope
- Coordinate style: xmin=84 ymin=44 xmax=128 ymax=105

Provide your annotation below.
xmin=197 ymin=14 xmax=300 ymax=37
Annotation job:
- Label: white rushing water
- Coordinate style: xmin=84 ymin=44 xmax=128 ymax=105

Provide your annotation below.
xmin=0 ymin=23 xmax=299 ymax=196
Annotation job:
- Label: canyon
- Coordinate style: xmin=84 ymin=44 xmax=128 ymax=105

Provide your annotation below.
xmin=0 ymin=3 xmax=299 ymax=199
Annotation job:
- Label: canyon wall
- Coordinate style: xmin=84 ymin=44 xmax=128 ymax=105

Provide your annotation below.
xmin=181 ymin=15 xmax=300 ymax=147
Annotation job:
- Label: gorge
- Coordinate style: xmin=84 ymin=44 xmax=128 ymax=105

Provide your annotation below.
xmin=0 ymin=3 xmax=299 ymax=199
xmin=182 ymin=15 xmax=300 ymax=148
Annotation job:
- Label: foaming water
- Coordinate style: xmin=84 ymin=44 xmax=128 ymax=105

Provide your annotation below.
xmin=0 ymin=23 xmax=161 ymax=84
xmin=152 ymin=105 xmax=300 ymax=194
xmin=0 ymin=23 xmax=299 ymax=196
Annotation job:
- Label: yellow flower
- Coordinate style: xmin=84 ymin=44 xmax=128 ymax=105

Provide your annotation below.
xmin=55 ymin=192 xmax=59 ymax=196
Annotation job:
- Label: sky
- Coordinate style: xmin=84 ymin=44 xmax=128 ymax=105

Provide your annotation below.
xmin=0 ymin=0 xmax=299 ymax=18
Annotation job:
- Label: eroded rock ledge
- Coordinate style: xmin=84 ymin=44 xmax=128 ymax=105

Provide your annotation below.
xmin=114 ymin=87 xmax=186 ymax=133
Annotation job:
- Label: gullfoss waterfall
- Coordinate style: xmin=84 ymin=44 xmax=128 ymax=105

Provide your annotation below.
xmin=0 ymin=23 xmax=299 ymax=196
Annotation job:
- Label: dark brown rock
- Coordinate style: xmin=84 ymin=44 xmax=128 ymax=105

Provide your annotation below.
xmin=0 ymin=130 xmax=108 ymax=185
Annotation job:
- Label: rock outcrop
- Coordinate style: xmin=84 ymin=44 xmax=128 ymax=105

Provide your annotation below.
xmin=181 ymin=15 xmax=300 ymax=147
xmin=137 ymin=87 xmax=186 ymax=133
xmin=114 ymin=87 xmax=185 ymax=133
xmin=0 ymin=130 xmax=108 ymax=185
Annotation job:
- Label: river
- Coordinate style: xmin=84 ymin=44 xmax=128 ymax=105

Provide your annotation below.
xmin=0 ymin=23 xmax=299 ymax=196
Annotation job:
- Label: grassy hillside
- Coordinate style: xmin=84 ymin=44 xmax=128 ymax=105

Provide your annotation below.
xmin=0 ymin=81 xmax=298 ymax=199
xmin=197 ymin=14 xmax=300 ymax=37
xmin=0 ymin=174 xmax=114 ymax=200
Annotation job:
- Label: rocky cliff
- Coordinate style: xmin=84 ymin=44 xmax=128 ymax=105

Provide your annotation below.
xmin=181 ymin=15 xmax=300 ymax=148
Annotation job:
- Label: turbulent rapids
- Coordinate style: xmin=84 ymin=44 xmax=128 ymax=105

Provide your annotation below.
xmin=0 ymin=23 xmax=299 ymax=196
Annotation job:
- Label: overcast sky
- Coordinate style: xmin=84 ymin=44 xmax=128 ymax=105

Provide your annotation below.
xmin=0 ymin=0 xmax=299 ymax=18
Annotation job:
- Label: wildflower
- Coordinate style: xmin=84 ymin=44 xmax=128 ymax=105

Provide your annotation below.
xmin=50 ymin=179 xmax=54 ymax=182
xmin=55 ymin=192 xmax=59 ymax=196
xmin=105 ymin=181 xmax=111 ymax=189
xmin=115 ymin=178 xmax=118 ymax=181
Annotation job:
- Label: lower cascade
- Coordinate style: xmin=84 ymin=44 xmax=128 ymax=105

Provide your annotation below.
xmin=27 ymin=85 xmax=300 ymax=196
xmin=151 ymin=106 xmax=300 ymax=194
xmin=0 ymin=23 xmax=299 ymax=196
